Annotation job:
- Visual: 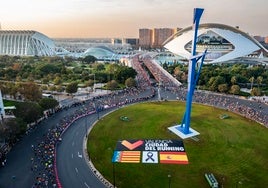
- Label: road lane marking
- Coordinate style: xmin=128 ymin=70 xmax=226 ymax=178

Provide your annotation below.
xmin=71 ymin=154 xmax=73 ymax=158
xmin=72 ymin=141 xmax=74 ymax=146
xmin=75 ymin=167 xmax=78 ymax=173
xmin=84 ymin=182 xmax=90 ymax=188
xmin=78 ymin=151 xmax=83 ymax=158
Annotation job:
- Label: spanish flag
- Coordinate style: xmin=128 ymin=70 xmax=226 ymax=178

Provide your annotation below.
xmin=159 ymin=152 xmax=188 ymax=164
xmin=112 ymin=151 xmax=141 ymax=163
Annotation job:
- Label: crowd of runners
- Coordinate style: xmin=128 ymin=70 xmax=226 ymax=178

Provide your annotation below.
xmin=1 ymin=55 xmax=267 ymax=188
xmin=29 ymin=87 xmax=156 ymax=188
xmin=170 ymin=87 xmax=268 ymax=127
xmin=133 ymin=55 xmax=268 ymax=127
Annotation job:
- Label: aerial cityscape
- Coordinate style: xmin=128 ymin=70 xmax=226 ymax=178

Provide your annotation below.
xmin=0 ymin=1 xmax=267 ymax=188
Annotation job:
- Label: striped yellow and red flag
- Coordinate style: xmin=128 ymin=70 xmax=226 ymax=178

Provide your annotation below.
xmin=120 ymin=151 xmax=141 ymax=163
xmin=159 ymin=152 xmax=188 ymax=164
xmin=112 ymin=151 xmax=141 ymax=163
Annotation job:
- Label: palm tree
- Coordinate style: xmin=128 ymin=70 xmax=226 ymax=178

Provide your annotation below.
xmin=256 ymin=76 xmax=263 ymax=89
xmin=231 ymin=76 xmax=237 ymax=85
xmin=249 ymin=76 xmax=254 ymax=91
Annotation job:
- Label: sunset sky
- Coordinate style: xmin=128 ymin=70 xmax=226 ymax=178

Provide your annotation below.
xmin=0 ymin=0 xmax=267 ymax=38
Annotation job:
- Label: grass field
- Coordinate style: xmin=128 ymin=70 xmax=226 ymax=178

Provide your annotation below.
xmin=3 ymin=99 xmax=20 ymax=106
xmin=87 ymin=101 xmax=268 ymax=188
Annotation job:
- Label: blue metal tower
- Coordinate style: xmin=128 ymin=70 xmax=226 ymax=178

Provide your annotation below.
xmin=168 ymin=8 xmax=207 ymax=139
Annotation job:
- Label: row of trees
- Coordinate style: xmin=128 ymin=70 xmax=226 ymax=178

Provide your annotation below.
xmin=0 ymin=55 xmax=136 ymax=86
xmin=163 ymin=62 xmax=267 ymax=96
xmin=0 ymin=55 xmax=138 ymax=143
xmin=0 ymin=81 xmax=42 ymax=101
xmin=0 ymin=97 xmax=59 ymax=144
xmin=0 ymin=55 xmax=137 ymax=99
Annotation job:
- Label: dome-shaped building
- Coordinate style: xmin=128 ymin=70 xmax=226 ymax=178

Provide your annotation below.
xmin=164 ymin=23 xmax=268 ymax=63
xmin=83 ymin=46 xmax=117 ymax=60
xmin=0 ymin=30 xmax=56 ymax=56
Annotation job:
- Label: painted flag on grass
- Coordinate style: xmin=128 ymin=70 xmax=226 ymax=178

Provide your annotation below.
xmin=159 ymin=152 xmax=189 ymax=164
xmin=112 ymin=151 xmax=141 ymax=163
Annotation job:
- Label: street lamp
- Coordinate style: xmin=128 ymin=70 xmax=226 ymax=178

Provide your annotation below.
xmin=93 ymin=101 xmax=99 ymax=120
xmin=93 ymin=73 xmax=95 ymax=93
xmin=89 ymin=74 xmax=95 ymax=93
xmin=168 ymin=174 xmax=171 ymax=188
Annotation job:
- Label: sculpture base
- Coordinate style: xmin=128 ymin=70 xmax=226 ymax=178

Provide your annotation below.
xmin=168 ymin=125 xmax=200 ymax=139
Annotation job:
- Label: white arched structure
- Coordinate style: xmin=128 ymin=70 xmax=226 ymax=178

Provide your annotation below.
xmin=0 ymin=30 xmax=56 ymax=56
xmin=164 ymin=23 xmax=268 ymax=63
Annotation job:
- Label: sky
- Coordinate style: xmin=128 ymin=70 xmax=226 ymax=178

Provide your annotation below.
xmin=0 ymin=0 xmax=267 ymax=38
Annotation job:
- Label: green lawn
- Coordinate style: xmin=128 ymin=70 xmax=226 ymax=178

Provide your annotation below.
xmin=3 ymin=99 xmax=20 ymax=107
xmin=87 ymin=101 xmax=268 ymax=188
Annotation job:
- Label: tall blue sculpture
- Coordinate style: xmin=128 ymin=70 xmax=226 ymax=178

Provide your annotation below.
xmin=169 ymin=8 xmax=207 ymax=139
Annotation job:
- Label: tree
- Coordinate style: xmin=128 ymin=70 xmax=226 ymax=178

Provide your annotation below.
xmin=256 ymin=76 xmax=263 ymax=88
xmin=66 ymin=82 xmax=78 ymax=96
xmin=218 ymin=84 xmax=228 ymax=93
xmin=162 ymin=62 xmax=168 ymax=70
xmin=249 ymin=76 xmax=254 ymax=90
xmin=3 ymin=68 xmax=18 ymax=80
xmin=12 ymin=63 xmax=22 ymax=71
xmin=85 ymin=79 xmax=94 ymax=87
xmin=5 ymin=118 xmax=27 ymax=140
xmin=9 ymin=83 xmax=19 ymax=99
xmin=0 ymin=119 xmax=18 ymax=143
xmin=125 ymin=77 xmax=136 ymax=88
xmin=83 ymin=55 xmax=97 ymax=63
xmin=107 ymin=64 xmax=120 ymax=75
xmin=95 ymin=63 xmax=105 ymax=71
xmin=114 ymin=66 xmax=137 ymax=84
xmin=56 ymin=85 xmax=65 ymax=92
xmin=36 ymin=63 xmax=61 ymax=76
xmin=208 ymin=76 xmax=225 ymax=92
xmin=251 ymin=87 xmax=261 ymax=96
xmin=53 ymin=76 xmax=62 ymax=85
xmin=14 ymin=102 xmax=43 ymax=124
xmin=0 ymin=121 xmax=10 ymax=142
xmin=229 ymin=85 xmax=240 ymax=95
xmin=231 ymin=76 xmax=237 ymax=85
xmin=41 ymin=85 xmax=48 ymax=92
xmin=72 ymin=67 xmax=83 ymax=74
xmin=106 ymin=80 xmax=118 ymax=90
xmin=19 ymin=82 xmax=42 ymax=101
xmin=173 ymin=66 xmax=187 ymax=82
xmin=39 ymin=98 xmax=59 ymax=110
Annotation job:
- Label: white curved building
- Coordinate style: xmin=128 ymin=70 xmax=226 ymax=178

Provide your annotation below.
xmin=0 ymin=30 xmax=56 ymax=56
xmin=164 ymin=23 xmax=268 ymax=63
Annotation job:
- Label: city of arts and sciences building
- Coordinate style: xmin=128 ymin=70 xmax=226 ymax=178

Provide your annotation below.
xmin=164 ymin=23 xmax=268 ymax=64
xmin=0 ymin=30 xmax=56 ymax=56
xmin=0 ymin=23 xmax=267 ymax=64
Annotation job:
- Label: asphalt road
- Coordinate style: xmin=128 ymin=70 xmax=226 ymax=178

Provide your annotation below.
xmin=0 ymin=88 xmax=266 ymax=188
xmin=56 ymin=89 xmax=157 ymax=188
xmin=0 ymin=88 xmax=157 ymax=188
xmin=56 ymin=88 xmax=267 ymax=188
xmin=56 ymin=111 xmax=111 ymax=188
xmin=0 ymin=107 xmax=81 ymax=188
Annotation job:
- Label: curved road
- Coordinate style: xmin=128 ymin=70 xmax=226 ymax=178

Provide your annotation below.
xmin=56 ymin=88 xmax=268 ymax=188
xmin=56 ymin=110 xmax=112 ymax=188
xmin=0 ymin=106 xmax=82 ymax=188
xmin=0 ymin=88 xmax=266 ymax=188
xmin=0 ymin=88 xmax=157 ymax=188
xmin=56 ymin=90 xmax=174 ymax=188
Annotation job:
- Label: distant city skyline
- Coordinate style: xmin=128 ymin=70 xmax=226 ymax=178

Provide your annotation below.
xmin=0 ymin=0 xmax=267 ymax=38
